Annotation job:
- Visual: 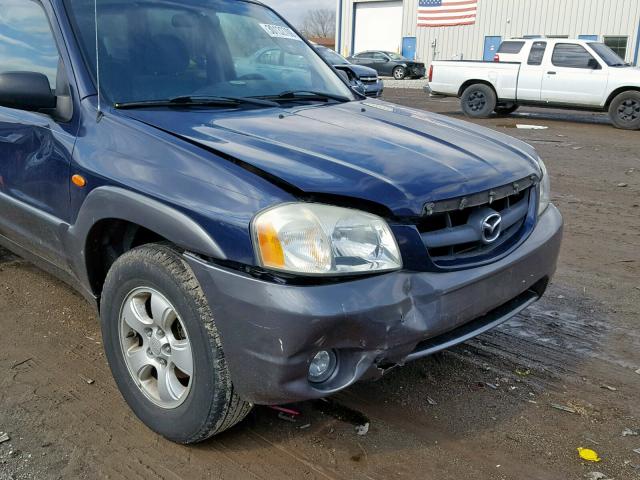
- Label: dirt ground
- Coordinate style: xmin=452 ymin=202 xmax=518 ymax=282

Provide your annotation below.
xmin=1 ymin=90 xmax=639 ymax=480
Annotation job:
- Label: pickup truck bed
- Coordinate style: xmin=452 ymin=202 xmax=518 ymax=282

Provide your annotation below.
xmin=429 ymin=60 xmax=521 ymax=101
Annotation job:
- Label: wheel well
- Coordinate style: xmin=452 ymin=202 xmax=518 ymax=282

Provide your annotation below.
xmin=85 ymin=219 xmax=168 ymax=299
xmin=458 ymin=80 xmax=497 ymax=98
xmin=605 ymin=87 xmax=640 ymax=109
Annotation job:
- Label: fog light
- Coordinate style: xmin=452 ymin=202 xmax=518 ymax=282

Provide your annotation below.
xmin=308 ymin=350 xmax=337 ymax=383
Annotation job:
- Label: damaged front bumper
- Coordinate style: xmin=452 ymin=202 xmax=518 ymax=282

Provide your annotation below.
xmin=364 ymin=79 xmax=384 ymax=97
xmin=186 ymin=205 xmax=563 ymax=405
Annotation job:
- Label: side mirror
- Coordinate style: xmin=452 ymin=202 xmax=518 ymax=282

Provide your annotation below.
xmin=0 ymin=72 xmax=56 ymax=111
xmin=588 ymin=58 xmax=601 ymax=70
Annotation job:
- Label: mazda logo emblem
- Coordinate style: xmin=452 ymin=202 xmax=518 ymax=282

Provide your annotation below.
xmin=482 ymin=213 xmax=502 ymax=244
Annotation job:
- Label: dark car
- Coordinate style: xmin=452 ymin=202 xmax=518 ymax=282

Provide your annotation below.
xmin=0 ymin=0 xmax=561 ymax=444
xmin=348 ymin=51 xmax=426 ymax=80
xmin=315 ymin=45 xmax=384 ymax=97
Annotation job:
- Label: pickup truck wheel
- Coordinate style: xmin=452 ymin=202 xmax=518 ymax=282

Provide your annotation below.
xmin=494 ymin=103 xmax=519 ymax=116
xmin=100 ymin=244 xmax=252 ymax=444
xmin=609 ymin=91 xmax=640 ymax=130
xmin=393 ymin=66 xmax=406 ymax=80
xmin=461 ymin=84 xmax=497 ymax=118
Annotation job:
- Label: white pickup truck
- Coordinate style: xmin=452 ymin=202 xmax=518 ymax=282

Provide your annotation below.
xmin=428 ymin=38 xmax=640 ymax=130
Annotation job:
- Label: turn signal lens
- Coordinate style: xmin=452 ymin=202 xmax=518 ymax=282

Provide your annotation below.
xmin=256 ymin=223 xmax=285 ymax=268
xmin=71 ymin=174 xmax=86 ymax=187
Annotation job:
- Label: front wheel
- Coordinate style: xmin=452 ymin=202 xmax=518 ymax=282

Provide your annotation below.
xmin=461 ymin=83 xmax=497 ymax=118
xmin=609 ymin=91 xmax=640 ymax=130
xmin=393 ymin=66 xmax=406 ymax=80
xmin=100 ymin=244 xmax=252 ymax=444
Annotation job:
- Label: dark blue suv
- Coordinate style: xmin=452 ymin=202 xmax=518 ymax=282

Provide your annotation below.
xmin=0 ymin=0 xmax=562 ymax=444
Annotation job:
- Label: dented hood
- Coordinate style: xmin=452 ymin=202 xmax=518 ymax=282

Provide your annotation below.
xmin=122 ymin=100 xmax=541 ymax=216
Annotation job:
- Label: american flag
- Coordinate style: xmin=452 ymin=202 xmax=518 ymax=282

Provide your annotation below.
xmin=417 ymin=0 xmax=478 ymax=27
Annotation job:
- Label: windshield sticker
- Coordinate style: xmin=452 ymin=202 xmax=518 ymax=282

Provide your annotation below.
xmin=260 ymin=23 xmax=302 ymax=41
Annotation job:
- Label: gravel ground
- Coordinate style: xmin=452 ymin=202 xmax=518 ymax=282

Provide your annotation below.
xmin=381 ymin=77 xmax=429 ymax=90
xmin=1 ymin=90 xmax=639 ymax=480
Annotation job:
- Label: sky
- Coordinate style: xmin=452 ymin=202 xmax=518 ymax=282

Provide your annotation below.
xmin=261 ymin=0 xmax=336 ymax=27
xmin=0 ymin=0 xmax=59 ymax=86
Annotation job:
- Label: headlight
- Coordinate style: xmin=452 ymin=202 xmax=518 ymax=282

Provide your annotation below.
xmin=538 ymin=158 xmax=551 ymax=216
xmin=252 ymin=203 xmax=402 ymax=275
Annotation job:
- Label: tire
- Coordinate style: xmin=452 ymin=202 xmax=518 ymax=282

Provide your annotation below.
xmin=608 ymin=91 xmax=640 ymax=130
xmin=393 ymin=66 xmax=406 ymax=80
xmin=100 ymin=244 xmax=251 ymax=444
xmin=461 ymin=83 xmax=497 ymax=118
xmin=494 ymin=103 xmax=519 ymax=116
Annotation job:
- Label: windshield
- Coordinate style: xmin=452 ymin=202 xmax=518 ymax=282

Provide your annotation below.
xmin=589 ymin=42 xmax=627 ymax=66
xmin=318 ymin=47 xmax=349 ymax=65
xmin=64 ymin=0 xmax=354 ymax=105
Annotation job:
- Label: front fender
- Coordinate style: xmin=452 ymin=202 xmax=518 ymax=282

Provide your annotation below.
xmin=66 ymin=186 xmax=226 ymax=293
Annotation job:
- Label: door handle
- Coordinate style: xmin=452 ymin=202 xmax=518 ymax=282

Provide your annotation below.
xmin=547 ymin=71 xmax=557 ymax=75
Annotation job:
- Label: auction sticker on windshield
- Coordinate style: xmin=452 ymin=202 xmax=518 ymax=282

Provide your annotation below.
xmin=260 ymin=23 xmax=302 ymax=41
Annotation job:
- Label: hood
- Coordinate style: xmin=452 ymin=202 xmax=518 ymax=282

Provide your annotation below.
xmin=338 ymin=64 xmax=379 ymax=78
xmin=122 ymin=100 xmax=541 ymax=216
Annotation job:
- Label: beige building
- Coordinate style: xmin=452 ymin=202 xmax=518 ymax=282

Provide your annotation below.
xmin=336 ymin=0 xmax=640 ymax=65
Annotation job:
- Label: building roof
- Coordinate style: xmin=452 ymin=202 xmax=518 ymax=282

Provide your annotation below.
xmin=308 ymin=36 xmax=336 ymax=49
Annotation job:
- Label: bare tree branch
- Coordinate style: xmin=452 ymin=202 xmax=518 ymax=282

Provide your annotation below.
xmin=298 ymin=8 xmax=336 ymax=39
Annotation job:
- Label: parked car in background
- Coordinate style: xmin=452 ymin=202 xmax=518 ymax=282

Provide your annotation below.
xmin=348 ymin=51 xmax=426 ymax=80
xmin=235 ymin=46 xmax=311 ymax=86
xmin=428 ymin=38 xmax=640 ymax=129
xmin=314 ymin=45 xmax=384 ymax=97
xmin=1 ymin=0 xmax=561 ymax=445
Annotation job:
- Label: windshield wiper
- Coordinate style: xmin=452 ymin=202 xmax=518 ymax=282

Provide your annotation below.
xmin=262 ymin=90 xmax=351 ymax=103
xmin=114 ymin=95 xmax=279 ymax=109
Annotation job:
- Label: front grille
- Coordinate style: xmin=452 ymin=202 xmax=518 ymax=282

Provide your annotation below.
xmin=360 ymin=76 xmax=378 ymax=84
xmin=417 ymin=176 xmax=538 ymax=269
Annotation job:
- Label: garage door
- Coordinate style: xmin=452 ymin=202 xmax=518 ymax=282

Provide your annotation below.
xmin=353 ymin=1 xmax=403 ymax=55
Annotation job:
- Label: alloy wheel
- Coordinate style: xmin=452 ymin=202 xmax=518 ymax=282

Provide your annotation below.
xmin=118 ymin=287 xmax=194 ymax=409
